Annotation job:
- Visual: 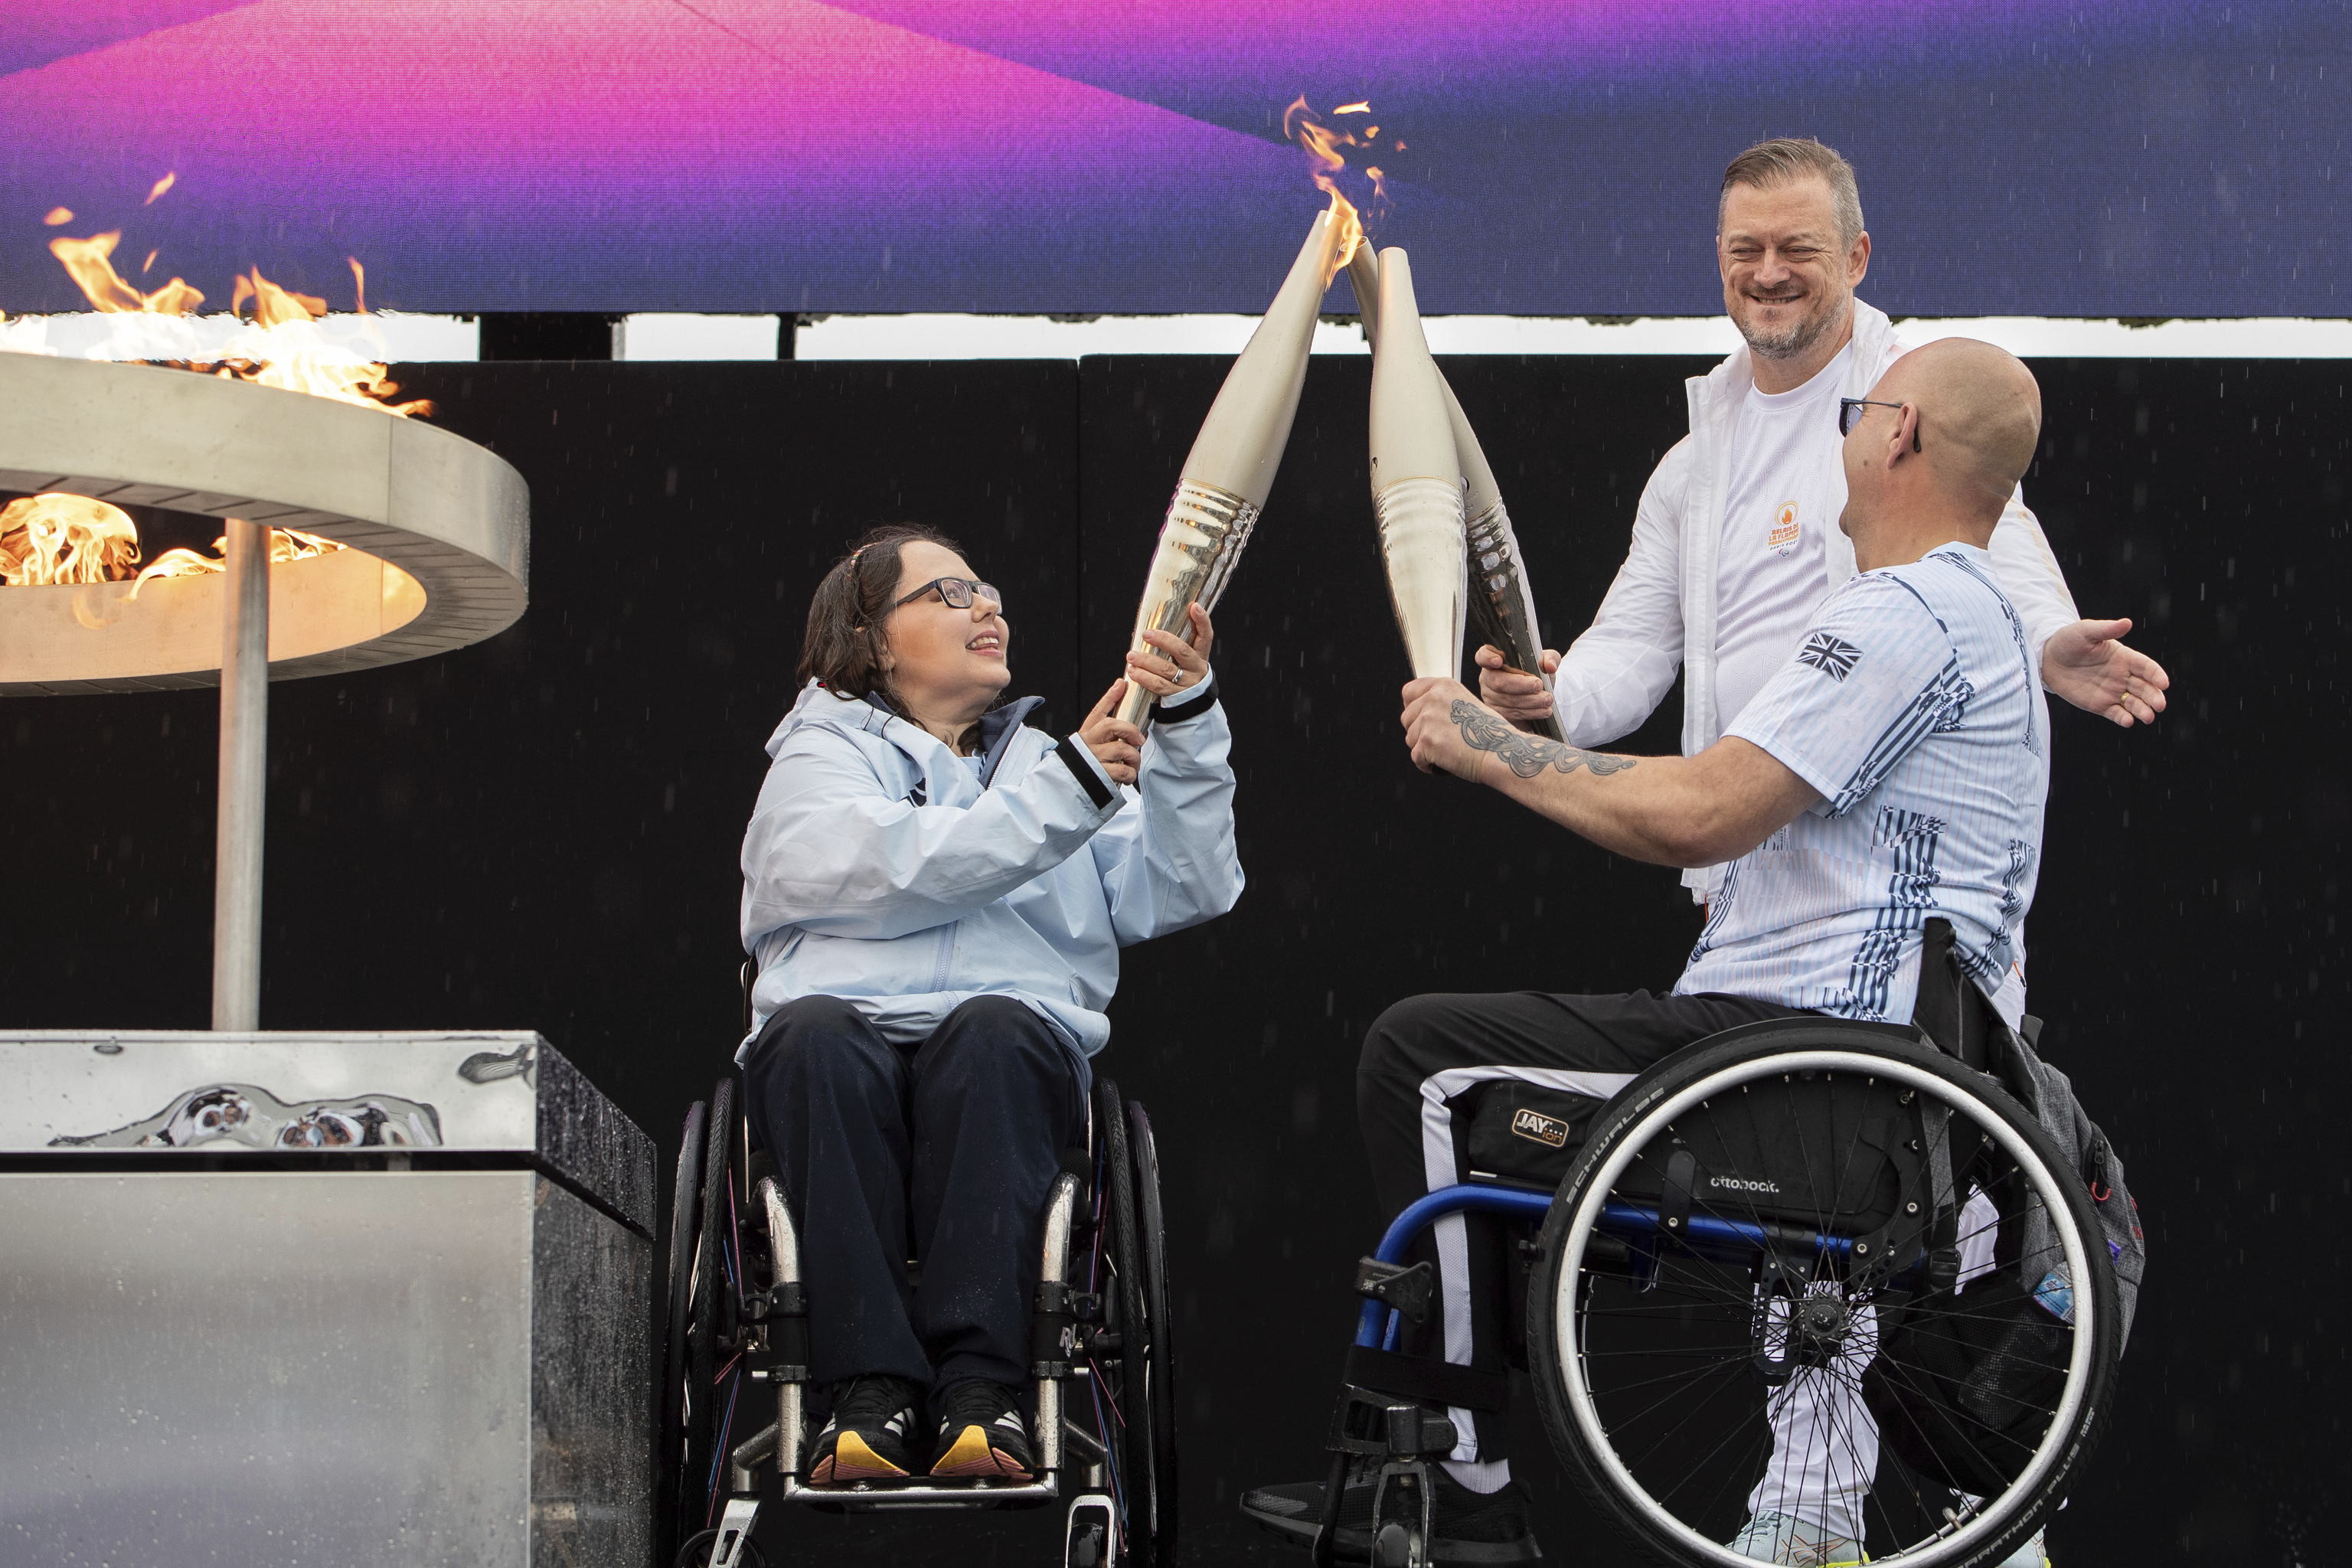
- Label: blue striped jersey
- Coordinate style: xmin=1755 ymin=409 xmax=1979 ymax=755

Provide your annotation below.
xmin=1674 ymin=543 xmax=2049 ymax=1024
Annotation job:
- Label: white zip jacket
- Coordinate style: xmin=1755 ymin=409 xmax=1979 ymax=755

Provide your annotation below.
xmin=1549 ymin=300 xmax=2079 ymax=897
xmin=739 ymin=678 xmax=1242 ymax=1060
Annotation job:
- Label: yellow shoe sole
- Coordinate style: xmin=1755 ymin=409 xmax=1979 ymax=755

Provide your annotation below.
xmin=810 ymin=1429 xmax=909 ymax=1485
xmin=929 ymin=1423 xmax=1034 ymax=1481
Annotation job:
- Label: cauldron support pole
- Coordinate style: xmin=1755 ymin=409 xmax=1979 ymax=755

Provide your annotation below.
xmin=211 ymin=518 xmax=268 ymax=1031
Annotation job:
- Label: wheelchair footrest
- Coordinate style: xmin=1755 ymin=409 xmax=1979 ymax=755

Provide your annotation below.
xmin=1341 ymin=1345 xmax=1510 ymax=1416
xmin=1325 ymin=1383 xmax=1459 ymax=1460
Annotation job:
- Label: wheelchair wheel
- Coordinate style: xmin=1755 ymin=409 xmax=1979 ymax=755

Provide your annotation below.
xmin=671 ymin=1525 xmax=769 ymax=1568
xmin=1128 ymin=1102 xmax=1181 ymax=1567
xmin=1527 ymin=1024 xmax=2118 ymax=1568
xmin=691 ymin=1081 xmax=745 ymax=1537
xmin=1089 ymin=1077 xmax=1178 ymax=1568
xmin=663 ymin=1081 xmax=746 ymax=1561
xmin=658 ymin=1098 xmax=708 ymax=1559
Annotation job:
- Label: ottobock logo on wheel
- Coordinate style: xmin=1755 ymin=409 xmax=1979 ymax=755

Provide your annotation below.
xmin=1511 ymin=1108 xmax=1571 ymax=1148
xmin=1709 ymin=1173 xmax=1782 ymax=1194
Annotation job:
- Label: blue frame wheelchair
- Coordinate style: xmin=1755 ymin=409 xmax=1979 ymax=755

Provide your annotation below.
xmin=655 ymin=1067 xmax=1178 ymax=1568
xmin=1305 ymin=1018 xmax=2122 ymax=1568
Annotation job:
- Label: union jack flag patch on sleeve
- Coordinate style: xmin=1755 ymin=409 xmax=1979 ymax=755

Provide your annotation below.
xmin=1795 ymin=632 xmax=1864 ymax=681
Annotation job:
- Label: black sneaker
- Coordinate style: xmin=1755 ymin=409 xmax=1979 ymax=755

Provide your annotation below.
xmin=808 ymin=1374 xmax=924 ymax=1484
xmin=928 ymin=1378 xmax=1036 ymax=1481
xmin=1240 ymin=1463 xmax=1542 ymax=1563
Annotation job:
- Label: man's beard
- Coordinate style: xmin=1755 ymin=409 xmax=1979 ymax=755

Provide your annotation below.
xmin=1736 ymin=290 xmax=1848 ymax=361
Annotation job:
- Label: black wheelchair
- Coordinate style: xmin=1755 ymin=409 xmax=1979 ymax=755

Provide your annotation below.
xmin=1309 ymin=1017 xmax=2125 ymax=1568
xmin=654 ymin=1067 xmax=1180 ymax=1568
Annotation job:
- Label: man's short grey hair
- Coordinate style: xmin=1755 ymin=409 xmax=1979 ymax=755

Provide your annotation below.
xmin=1718 ymin=138 xmax=1865 ymax=250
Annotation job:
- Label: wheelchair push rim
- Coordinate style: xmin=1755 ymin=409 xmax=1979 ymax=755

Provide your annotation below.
xmin=1531 ymin=1034 xmax=2118 ymax=1568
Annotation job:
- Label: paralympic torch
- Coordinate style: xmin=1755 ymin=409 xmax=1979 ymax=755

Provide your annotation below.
xmin=1364 ymin=247 xmax=1465 ymax=681
xmin=1113 ymin=209 xmax=1348 ymax=727
xmin=1351 ymin=247 xmax=1563 ymax=740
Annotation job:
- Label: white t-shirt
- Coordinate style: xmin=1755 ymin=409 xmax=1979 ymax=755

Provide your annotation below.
xmin=1710 ymin=342 xmax=1853 ymax=732
xmin=1675 ymin=544 xmax=2048 ymax=1026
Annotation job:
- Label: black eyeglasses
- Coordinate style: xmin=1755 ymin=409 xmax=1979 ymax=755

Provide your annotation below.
xmin=1838 ymin=397 xmax=1921 ymax=451
xmin=892 ymin=576 xmax=1002 ymax=612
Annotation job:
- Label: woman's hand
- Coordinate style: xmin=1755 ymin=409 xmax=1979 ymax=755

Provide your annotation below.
xmin=1079 ymin=680 xmax=1146 ymax=786
xmin=1125 ymin=603 xmax=1214 ymax=701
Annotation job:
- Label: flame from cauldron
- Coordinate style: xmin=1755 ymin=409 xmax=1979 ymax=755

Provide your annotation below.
xmin=0 ymin=492 xmax=347 ymax=599
xmin=30 ymin=175 xmax=433 ymax=419
xmin=0 ymin=493 xmax=140 ymax=586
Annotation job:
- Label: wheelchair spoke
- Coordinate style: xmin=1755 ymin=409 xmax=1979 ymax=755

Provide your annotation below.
xmin=1584 ymin=1349 xmax=1758 ymax=1400
xmin=1660 ymin=1413 xmax=1774 ymax=1527
xmin=1867 ymin=1333 xmax=2045 ymax=1496
xmin=1817 ymin=1354 xmax=1942 ymax=1551
xmin=1524 ymin=1034 xmax=2115 ymax=1568
xmin=1634 ymin=1369 xmax=1775 ymax=1514
xmin=1684 ymin=1422 xmax=1771 ymax=1538
xmin=1775 ymin=1069 xmax=1833 ymax=1250
xmin=1583 ymin=1339 xmax=1757 ymax=1359
xmin=1610 ymin=1348 xmax=1757 ymax=1475
xmin=1809 ymin=1359 xmax=1886 ymax=1544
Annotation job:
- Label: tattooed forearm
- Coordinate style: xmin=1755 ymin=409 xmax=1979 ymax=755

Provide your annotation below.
xmin=1450 ymin=700 xmax=1640 ymax=779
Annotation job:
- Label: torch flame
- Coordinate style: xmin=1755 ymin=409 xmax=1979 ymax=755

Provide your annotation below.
xmin=43 ymin=207 xmax=72 ymax=226
xmin=0 ymin=494 xmax=141 ymax=586
xmin=1284 ymin=95 xmax=1396 ymax=275
xmin=144 ymin=171 xmax=176 ymax=205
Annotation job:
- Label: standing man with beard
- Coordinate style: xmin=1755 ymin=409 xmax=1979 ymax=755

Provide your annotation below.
xmin=1484 ymin=136 xmax=2167 ymax=949
xmin=1455 ymin=139 xmax=2167 ymax=1568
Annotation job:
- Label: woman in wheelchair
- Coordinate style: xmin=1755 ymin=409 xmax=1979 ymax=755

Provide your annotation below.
xmin=737 ymin=524 xmax=1241 ymax=1489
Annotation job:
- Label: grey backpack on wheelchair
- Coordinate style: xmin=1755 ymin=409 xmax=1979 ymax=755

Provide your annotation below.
xmin=1860 ymin=941 xmax=2148 ymax=1498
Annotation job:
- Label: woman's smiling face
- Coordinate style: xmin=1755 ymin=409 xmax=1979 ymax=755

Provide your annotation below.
xmin=881 ymin=539 xmax=1011 ymax=725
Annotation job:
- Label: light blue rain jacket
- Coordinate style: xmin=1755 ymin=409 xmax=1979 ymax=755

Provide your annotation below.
xmin=739 ymin=677 xmax=1243 ymax=1062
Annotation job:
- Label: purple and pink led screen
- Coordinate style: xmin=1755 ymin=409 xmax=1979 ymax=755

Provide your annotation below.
xmin=1 ymin=0 xmax=2341 ymax=317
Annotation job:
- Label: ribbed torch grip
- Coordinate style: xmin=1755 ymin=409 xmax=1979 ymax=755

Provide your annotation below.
xmin=1374 ymin=475 xmax=1467 ymax=681
xmin=1114 ymin=477 xmax=1259 ymax=729
xmin=1465 ymin=499 xmax=1565 ymax=742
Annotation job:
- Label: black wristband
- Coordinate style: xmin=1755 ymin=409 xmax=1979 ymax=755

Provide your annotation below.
xmin=1054 ymin=734 xmax=1116 ymax=808
xmin=1155 ymin=673 xmax=1220 ymax=725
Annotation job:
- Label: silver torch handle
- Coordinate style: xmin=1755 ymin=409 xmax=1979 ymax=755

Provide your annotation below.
xmin=1462 ymin=497 xmax=1563 ymax=743
xmin=1112 ymin=480 xmax=1256 ymax=729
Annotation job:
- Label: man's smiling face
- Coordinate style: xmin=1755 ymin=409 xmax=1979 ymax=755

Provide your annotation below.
xmin=1717 ymin=176 xmax=1869 ymax=361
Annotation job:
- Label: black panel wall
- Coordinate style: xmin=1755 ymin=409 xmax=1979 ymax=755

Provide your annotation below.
xmin=2 ymin=355 xmax=2343 ymax=1566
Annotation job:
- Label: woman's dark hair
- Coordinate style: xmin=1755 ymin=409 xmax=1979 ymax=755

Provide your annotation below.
xmin=795 ymin=523 xmax=965 ymax=710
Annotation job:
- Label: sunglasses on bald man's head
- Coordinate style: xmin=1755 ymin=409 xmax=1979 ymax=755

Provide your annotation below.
xmin=893 ymin=576 xmax=1003 ymax=612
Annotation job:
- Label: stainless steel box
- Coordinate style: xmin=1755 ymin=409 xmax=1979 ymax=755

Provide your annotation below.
xmin=0 ymin=1031 xmax=655 ymax=1568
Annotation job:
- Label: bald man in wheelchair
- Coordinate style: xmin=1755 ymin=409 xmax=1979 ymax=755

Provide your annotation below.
xmin=1246 ymin=339 xmax=2065 ymax=1567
